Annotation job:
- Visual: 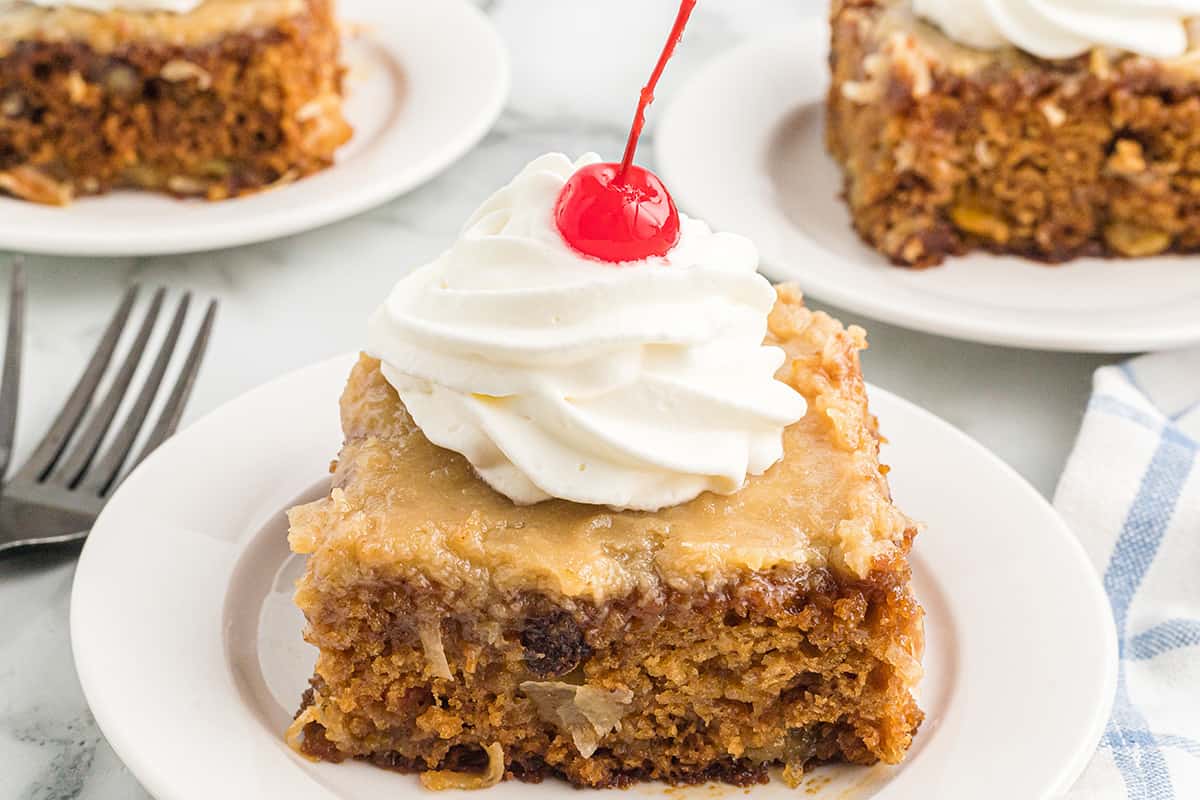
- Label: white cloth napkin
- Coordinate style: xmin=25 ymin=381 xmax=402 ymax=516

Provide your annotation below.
xmin=1054 ymin=349 xmax=1200 ymax=798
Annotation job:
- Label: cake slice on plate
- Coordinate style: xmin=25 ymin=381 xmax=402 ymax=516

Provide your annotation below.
xmin=285 ymin=153 xmax=925 ymax=789
xmin=288 ymin=4 xmax=922 ymax=787
xmin=0 ymin=0 xmax=351 ymax=204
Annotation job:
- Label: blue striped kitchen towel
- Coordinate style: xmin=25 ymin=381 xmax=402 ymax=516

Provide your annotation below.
xmin=1054 ymin=349 xmax=1200 ymax=798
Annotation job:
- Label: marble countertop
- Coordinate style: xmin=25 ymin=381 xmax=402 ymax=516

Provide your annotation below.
xmin=0 ymin=1 xmax=1120 ymax=796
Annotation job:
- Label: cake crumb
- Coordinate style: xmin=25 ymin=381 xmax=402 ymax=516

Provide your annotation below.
xmin=160 ymin=59 xmax=213 ymax=89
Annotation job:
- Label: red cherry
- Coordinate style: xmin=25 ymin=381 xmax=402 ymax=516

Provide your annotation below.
xmin=555 ymin=162 xmax=680 ymax=263
xmin=554 ymin=0 xmax=696 ymax=264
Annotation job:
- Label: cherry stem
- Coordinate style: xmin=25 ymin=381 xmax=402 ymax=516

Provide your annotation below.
xmin=617 ymin=0 xmax=698 ymax=183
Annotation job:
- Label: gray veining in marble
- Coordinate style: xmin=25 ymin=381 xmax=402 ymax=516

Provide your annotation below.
xmin=0 ymin=1 xmax=1118 ymax=796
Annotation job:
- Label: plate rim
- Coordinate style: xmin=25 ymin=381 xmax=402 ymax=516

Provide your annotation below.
xmin=69 ymin=353 xmax=1118 ymax=800
xmin=0 ymin=0 xmax=510 ymax=258
xmin=654 ymin=25 xmax=1200 ymax=353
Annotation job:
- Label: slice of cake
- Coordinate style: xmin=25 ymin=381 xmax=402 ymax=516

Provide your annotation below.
xmin=0 ymin=0 xmax=351 ymax=204
xmin=828 ymin=0 xmax=1200 ymax=266
xmin=286 ymin=153 xmax=924 ymax=789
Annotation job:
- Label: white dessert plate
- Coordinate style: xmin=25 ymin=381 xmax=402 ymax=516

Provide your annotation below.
xmin=655 ymin=26 xmax=1200 ymax=352
xmin=0 ymin=0 xmax=508 ymax=257
xmin=71 ymin=353 xmax=1117 ymax=800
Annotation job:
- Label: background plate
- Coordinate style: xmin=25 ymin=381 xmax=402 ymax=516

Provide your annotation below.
xmin=0 ymin=0 xmax=509 ymax=257
xmin=655 ymin=26 xmax=1200 ymax=352
xmin=72 ymin=354 xmax=1116 ymax=799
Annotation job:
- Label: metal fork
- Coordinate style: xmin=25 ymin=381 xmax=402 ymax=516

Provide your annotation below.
xmin=0 ymin=261 xmax=217 ymax=554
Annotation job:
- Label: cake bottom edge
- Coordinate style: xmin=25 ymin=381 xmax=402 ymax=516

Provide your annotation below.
xmin=294 ymin=706 xmax=920 ymax=790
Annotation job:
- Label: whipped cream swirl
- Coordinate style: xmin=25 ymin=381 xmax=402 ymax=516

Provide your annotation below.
xmin=26 ymin=0 xmax=201 ymax=12
xmin=368 ymin=153 xmax=807 ymax=512
xmin=914 ymin=0 xmax=1200 ymax=59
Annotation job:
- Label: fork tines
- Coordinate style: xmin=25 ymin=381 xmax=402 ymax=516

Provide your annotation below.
xmin=0 ymin=257 xmax=24 ymax=481
xmin=14 ymin=283 xmax=217 ymax=496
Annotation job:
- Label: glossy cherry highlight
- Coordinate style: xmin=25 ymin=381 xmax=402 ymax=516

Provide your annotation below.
xmin=554 ymin=162 xmax=680 ymax=263
xmin=555 ymin=0 xmax=696 ymax=263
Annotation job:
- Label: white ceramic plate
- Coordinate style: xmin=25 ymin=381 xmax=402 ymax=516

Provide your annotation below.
xmin=0 ymin=0 xmax=508 ymax=257
xmin=655 ymin=26 xmax=1200 ymax=352
xmin=71 ymin=354 xmax=1117 ymax=799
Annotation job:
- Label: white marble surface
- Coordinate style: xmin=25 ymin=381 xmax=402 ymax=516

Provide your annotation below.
xmin=0 ymin=1 xmax=1121 ymax=797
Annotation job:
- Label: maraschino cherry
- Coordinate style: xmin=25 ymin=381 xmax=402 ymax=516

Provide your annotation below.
xmin=555 ymin=0 xmax=696 ymax=263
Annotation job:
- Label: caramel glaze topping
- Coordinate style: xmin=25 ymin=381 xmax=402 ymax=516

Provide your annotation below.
xmin=289 ymin=286 xmax=915 ymax=604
